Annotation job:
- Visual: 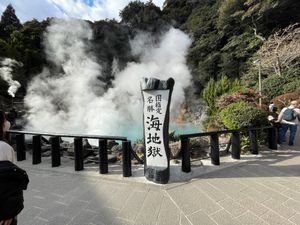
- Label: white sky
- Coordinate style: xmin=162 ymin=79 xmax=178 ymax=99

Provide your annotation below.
xmin=0 ymin=0 xmax=165 ymax=23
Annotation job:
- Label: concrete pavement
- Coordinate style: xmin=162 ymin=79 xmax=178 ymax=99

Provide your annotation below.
xmin=16 ymin=144 xmax=300 ymax=225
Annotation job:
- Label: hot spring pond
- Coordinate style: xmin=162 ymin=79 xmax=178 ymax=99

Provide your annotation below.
xmin=125 ymin=123 xmax=202 ymax=141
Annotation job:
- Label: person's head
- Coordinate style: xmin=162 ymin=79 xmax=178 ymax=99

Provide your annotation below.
xmin=0 ymin=111 xmax=10 ymax=141
xmin=290 ymin=100 xmax=298 ymax=107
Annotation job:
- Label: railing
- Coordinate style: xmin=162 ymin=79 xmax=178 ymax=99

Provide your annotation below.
xmin=180 ymin=126 xmax=278 ymax=173
xmin=7 ymin=130 xmax=132 ymax=177
xmin=8 ymin=126 xmax=278 ymax=178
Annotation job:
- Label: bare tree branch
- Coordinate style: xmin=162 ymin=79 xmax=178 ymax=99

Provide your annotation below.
xmin=259 ymin=23 xmax=300 ymax=76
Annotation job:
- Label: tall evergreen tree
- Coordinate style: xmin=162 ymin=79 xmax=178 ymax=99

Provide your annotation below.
xmin=0 ymin=4 xmax=22 ymax=38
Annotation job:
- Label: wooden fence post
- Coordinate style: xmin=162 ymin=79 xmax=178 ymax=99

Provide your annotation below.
xmin=32 ymin=135 xmax=41 ymax=164
xmin=210 ymin=133 xmax=220 ymax=165
xmin=231 ymin=132 xmax=241 ymax=159
xmin=50 ymin=136 xmax=61 ymax=167
xmin=99 ymin=139 xmax=108 ymax=174
xmin=249 ymin=130 xmax=258 ymax=154
xmin=74 ymin=137 xmax=84 ymax=171
xmin=181 ymin=137 xmax=191 ymax=172
xmin=16 ymin=134 xmax=26 ymax=161
xmin=122 ymin=141 xmax=132 ymax=177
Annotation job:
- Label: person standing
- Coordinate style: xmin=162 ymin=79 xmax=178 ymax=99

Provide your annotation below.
xmin=268 ymin=101 xmax=275 ymax=112
xmin=0 ymin=111 xmax=15 ymax=162
xmin=0 ymin=110 xmax=28 ymax=225
xmin=277 ymin=100 xmax=300 ymax=146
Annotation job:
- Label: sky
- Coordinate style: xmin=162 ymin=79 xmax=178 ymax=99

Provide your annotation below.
xmin=0 ymin=0 xmax=165 ymax=23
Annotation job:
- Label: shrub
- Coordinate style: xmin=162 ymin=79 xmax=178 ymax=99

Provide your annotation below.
xmin=283 ymin=80 xmax=300 ymax=93
xmin=220 ymin=102 xmax=268 ymax=129
xmin=202 ymin=75 xmax=242 ymax=115
xmin=169 ymin=130 xmax=180 ymax=142
xmin=261 ymin=74 xmax=288 ymax=101
xmin=261 ymin=68 xmax=300 ymax=101
xmin=272 ymin=91 xmax=300 ymax=108
xmin=217 ymin=88 xmax=260 ymax=110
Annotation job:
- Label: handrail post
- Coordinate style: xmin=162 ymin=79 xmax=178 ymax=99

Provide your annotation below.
xmin=231 ymin=132 xmax=241 ymax=159
xmin=210 ymin=133 xmax=220 ymax=165
xmin=181 ymin=137 xmax=191 ymax=172
xmin=16 ymin=134 xmax=26 ymax=161
xmin=99 ymin=139 xmax=108 ymax=174
xmin=32 ymin=135 xmax=41 ymax=164
xmin=74 ymin=137 xmax=84 ymax=171
xmin=268 ymin=127 xmax=278 ymax=150
xmin=249 ymin=130 xmax=258 ymax=154
xmin=122 ymin=141 xmax=132 ymax=177
xmin=50 ymin=136 xmax=61 ymax=167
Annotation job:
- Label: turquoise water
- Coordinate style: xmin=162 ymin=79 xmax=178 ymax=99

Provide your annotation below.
xmin=170 ymin=123 xmax=202 ymax=135
xmin=124 ymin=123 xmax=202 ymax=141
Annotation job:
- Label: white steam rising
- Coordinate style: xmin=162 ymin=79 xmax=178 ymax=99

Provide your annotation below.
xmin=0 ymin=58 xmax=22 ymax=97
xmin=25 ymin=19 xmax=192 ymax=139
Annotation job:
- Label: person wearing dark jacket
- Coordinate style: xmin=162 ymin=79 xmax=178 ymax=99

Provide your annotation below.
xmin=0 ymin=111 xmax=29 ymax=225
xmin=0 ymin=161 xmax=29 ymax=225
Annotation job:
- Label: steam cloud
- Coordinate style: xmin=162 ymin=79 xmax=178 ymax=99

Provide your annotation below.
xmin=25 ymin=19 xmax=192 ymax=139
xmin=0 ymin=58 xmax=22 ymax=97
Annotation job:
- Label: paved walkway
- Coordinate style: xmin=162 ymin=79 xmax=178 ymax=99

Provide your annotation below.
xmin=17 ymin=144 xmax=300 ymax=225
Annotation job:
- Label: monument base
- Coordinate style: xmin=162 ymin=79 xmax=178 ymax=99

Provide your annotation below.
xmin=145 ymin=166 xmax=169 ymax=184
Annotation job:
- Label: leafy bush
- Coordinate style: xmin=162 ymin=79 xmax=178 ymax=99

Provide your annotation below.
xmin=169 ymin=130 xmax=180 ymax=142
xmin=220 ymin=102 xmax=268 ymax=129
xmin=272 ymin=91 xmax=300 ymax=108
xmin=283 ymin=80 xmax=300 ymax=93
xmin=261 ymin=74 xmax=288 ymax=101
xmin=202 ymin=114 xmax=224 ymax=132
xmin=202 ymin=75 xmax=242 ymax=115
xmin=217 ymin=88 xmax=260 ymax=110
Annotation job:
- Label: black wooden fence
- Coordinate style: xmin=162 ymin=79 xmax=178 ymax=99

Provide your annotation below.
xmin=7 ymin=130 xmax=132 ymax=177
xmin=7 ymin=125 xmax=278 ymax=178
xmin=180 ymin=126 xmax=278 ymax=173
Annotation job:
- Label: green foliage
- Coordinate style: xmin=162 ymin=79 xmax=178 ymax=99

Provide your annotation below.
xmin=0 ymin=4 xmax=22 ymax=38
xmin=217 ymin=88 xmax=259 ymax=110
xmin=202 ymin=113 xmax=224 ymax=132
xmin=163 ymin=0 xmax=198 ymax=26
xmin=169 ymin=130 xmax=180 ymax=142
xmin=220 ymin=101 xmax=268 ymax=129
xmin=261 ymin=76 xmax=286 ymax=101
xmin=283 ymin=81 xmax=300 ymax=93
xmin=0 ymin=38 xmax=10 ymax=56
xmin=240 ymin=134 xmax=250 ymax=153
xmin=202 ymin=75 xmax=242 ymax=115
xmin=172 ymin=0 xmax=271 ymax=92
xmin=120 ymin=1 xmax=167 ymax=32
xmin=245 ymin=0 xmax=300 ymax=30
xmin=218 ymin=0 xmax=245 ymax=28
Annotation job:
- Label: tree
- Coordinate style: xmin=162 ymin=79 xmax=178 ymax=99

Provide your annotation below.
xmin=120 ymin=1 xmax=166 ymax=32
xmin=259 ymin=23 xmax=300 ymax=76
xmin=202 ymin=75 xmax=242 ymax=115
xmin=0 ymin=4 xmax=22 ymax=38
xmin=162 ymin=0 xmax=199 ymax=26
xmin=218 ymin=0 xmax=245 ymax=28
